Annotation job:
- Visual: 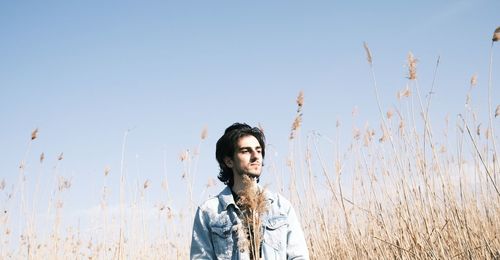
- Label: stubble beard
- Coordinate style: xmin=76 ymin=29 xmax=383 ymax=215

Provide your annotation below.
xmin=237 ymin=167 xmax=261 ymax=181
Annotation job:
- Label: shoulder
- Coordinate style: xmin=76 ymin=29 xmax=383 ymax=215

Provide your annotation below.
xmin=264 ymin=188 xmax=293 ymax=213
xmin=198 ymin=195 xmax=220 ymax=212
xmin=197 ymin=186 xmax=232 ymax=214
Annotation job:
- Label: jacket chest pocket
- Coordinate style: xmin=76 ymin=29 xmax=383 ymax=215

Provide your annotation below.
xmin=211 ymin=224 xmax=234 ymax=259
xmin=263 ymin=216 xmax=288 ymax=252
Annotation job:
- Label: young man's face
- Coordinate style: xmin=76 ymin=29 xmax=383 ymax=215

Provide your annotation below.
xmin=225 ymin=135 xmax=263 ymax=179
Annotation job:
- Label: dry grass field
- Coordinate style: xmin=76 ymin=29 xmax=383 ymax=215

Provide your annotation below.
xmin=1 ymin=41 xmax=499 ymax=259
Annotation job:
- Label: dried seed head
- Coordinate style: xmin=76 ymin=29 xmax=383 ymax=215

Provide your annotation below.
xmin=179 ymin=150 xmax=189 ymax=162
xmin=104 ymin=166 xmax=110 ymax=177
xmin=379 ymin=123 xmax=389 ymax=143
xmin=58 ymin=176 xmax=72 ymax=191
xmin=200 ymin=126 xmax=208 ymax=140
xmin=143 ymin=179 xmax=150 ymax=189
xmin=290 ymin=91 xmax=304 ymax=140
xmin=58 ymin=153 xmax=64 ymax=161
xmin=0 ymin=179 xmax=5 ymax=190
xmin=495 ymin=105 xmax=499 ymax=118
xmin=31 ymin=128 xmax=38 ymax=140
xmin=363 ymin=126 xmax=375 ymax=147
xmin=470 ymin=74 xmax=478 ymax=87
xmin=363 ymin=42 xmax=373 ymax=64
xmin=399 ymin=120 xmax=405 ymax=135
xmin=40 ymin=153 xmax=45 ymax=164
xmin=289 ymin=115 xmax=302 ymax=140
xmin=352 ymin=127 xmax=361 ymax=140
xmin=477 ymin=124 xmax=482 ymax=137
xmin=296 ymin=91 xmax=304 ymax=108
xmin=387 ymin=109 xmax=394 ymax=120
xmin=492 ymin=26 xmax=500 ymax=42
xmin=236 ymin=175 xmax=268 ymax=258
xmin=407 ymin=52 xmax=418 ymax=80
xmin=465 ymin=94 xmax=472 ymax=108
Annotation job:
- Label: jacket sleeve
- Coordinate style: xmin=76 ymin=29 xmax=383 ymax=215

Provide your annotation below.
xmin=190 ymin=206 xmax=215 ymax=259
xmin=286 ymin=205 xmax=310 ymax=260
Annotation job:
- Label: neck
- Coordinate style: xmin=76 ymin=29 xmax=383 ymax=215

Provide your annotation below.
xmin=231 ymin=174 xmax=257 ymax=194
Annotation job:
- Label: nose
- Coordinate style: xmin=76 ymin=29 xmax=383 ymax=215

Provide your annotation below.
xmin=250 ymin=150 xmax=261 ymax=160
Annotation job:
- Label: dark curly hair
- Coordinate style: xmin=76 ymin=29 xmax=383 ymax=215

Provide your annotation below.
xmin=215 ymin=123 xmax=266 ymax=187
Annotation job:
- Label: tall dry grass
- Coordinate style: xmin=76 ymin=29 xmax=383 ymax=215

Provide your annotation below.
xmin=282 ymin=38 xmax=499 ymax=259
xmin=1 ymin=29 xmax=499 ymax=259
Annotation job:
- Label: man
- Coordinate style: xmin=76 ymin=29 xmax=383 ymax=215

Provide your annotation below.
xmin=190 ymin=123 xmax=309 ymax=259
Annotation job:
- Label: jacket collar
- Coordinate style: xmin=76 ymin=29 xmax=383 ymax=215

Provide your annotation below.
xmin=218 ymin=185 xmax=275 ymax=210
xmin=218 ymin=186 xmax=236 ymax=210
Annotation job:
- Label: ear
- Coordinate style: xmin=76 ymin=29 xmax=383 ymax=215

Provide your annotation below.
xmin=224 ymin=157 xmax=233 ymax=168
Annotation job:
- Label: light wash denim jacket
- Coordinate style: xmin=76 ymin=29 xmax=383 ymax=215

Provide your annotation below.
xmin=190 ymin=186 xmax=309 ymax=260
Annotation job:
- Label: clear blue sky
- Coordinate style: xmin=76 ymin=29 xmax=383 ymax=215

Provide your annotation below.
xmin=0 ymin=1 xmax=499 ymax=229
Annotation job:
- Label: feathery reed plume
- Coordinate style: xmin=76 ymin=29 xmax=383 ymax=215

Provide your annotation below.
xmin=470 ymin=74 xmax=478 ymax=88
xmin=31 ymin=128 xmax=38 ymax=140
xmin=386 ymin=109 xmax=393 ymax=119
xmin=363 ymin=42 xmax=373 ymax=65
xmin=235 ymin=221 xmax=250 ymax=254
xmin=379 ymin=123 xmax=389 ymax=142
xmin=407 ymin=52 xmax=417 ymax=80
xmin=179 ymin=150 xmax=189 ymax=162
xmin=200 ymin=126 xmax=208 ymax=140
xmin=237 ymin=175 xmax=268 ymax=259
xmin=296 ymin=91 xmax=304 ymax=108
xmin=352 ymin=127 xmax=361 ymax=140
xmin=290 ymin=91 xmax=304 ymax=140
xmin=363 ymin=126 xmax=375 ymax=147
xmin=492 ymin=26 xmax=500 ymax=42
xmin=39 ymin=153 xmax=45 ymax=164
xmin=104 ymin=166 xmax=110 ymax=176
xmin=57 ymin=176 xmax=72 ymax=191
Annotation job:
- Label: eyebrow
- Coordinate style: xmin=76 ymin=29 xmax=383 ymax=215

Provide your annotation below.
xmin=238 ymin=146 xmax=261 ymax=151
